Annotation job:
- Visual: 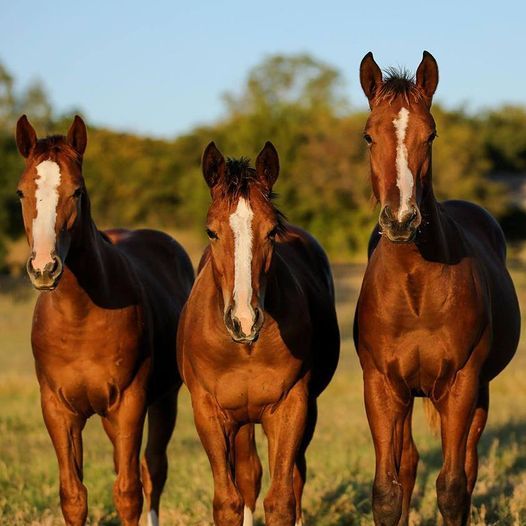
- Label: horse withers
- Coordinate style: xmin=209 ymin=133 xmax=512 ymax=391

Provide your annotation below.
xmin=15 ymin=115 xmax=194 ymax=526
xmin=353 ymin=52 xmax=520 ymax=526
xmin=177 ymin=142 xmax=340 ymax=526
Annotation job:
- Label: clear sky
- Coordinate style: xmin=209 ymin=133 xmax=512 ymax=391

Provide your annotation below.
xmin=1 ymin=0 xmax=525 ymax=137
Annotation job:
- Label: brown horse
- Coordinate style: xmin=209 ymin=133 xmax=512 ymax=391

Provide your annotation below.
xmin=354 ymin=52 xmax=520 ymax=526
xmin=15 ymin=115 xmax=194 ymax=526
xmin=177 ymin=142 xmax=340 ymax=526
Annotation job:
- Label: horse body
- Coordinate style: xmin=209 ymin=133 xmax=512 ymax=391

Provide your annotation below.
xmin=178 ymin=143 xmax=339 ymax=526
xmin=355 ymin=52 xmax=520 ymax=526
xmin=180 ymin=224 xmax=337 ymax=421
xmin=16 ymin=116 xmax=194 ymax=526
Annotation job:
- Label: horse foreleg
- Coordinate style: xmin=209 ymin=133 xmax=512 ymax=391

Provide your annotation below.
xmin=398 ymin=399 xmax=418 ymax=526
xmin=193 ymin=391 xmax=243 ymax=526
xmin=234 ymin=423 xmax=262 ymax=525
xmin=141 ymin=384 xmax=180 ymax=526
xmin=435 ymin=371 xmax=480 ymax=526
xmin=261 ymin=381 xmax=308 ymax=526
xmin=41 ymin=385 xmax=87 ymax=526
xmin=364 ymin=368 xmax=411 ymax=526
xmin=465 ymin=384 xmax=489 ymax=496
xmin=292 ymin=399 xmax=318 ymax=526
xmin=107 ymin=379 xmax=148 ymax=526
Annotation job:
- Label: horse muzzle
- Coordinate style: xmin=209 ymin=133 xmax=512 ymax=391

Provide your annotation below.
xmin=224 ymin=304 xmax=265 ymax=344
xmin=379 ymin=205 xmax=421 ymax=243
xmin=26 ymin=253 xmax=64 ymax=290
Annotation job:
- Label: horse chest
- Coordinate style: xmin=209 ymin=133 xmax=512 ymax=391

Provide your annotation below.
xmin=32 ymin=304 xmax=146 ymax=415
xmin=358 ymin=261 xmax=487 ymax=381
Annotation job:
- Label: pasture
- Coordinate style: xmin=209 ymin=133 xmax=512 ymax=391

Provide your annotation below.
xmin=1 ymin=260 xmax=525 ymax=525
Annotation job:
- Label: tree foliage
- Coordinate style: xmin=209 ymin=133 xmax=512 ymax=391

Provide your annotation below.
xmin=0 ymin=54 xmax=524 ymax=271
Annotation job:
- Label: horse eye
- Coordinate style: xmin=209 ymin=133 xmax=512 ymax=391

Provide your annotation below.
xmin=363 ymin=133 xmax=373 ymax=145
xmin=427 ymin=131 xmax=437 ymax=143
xmin=206 ymin=228 xmax=218 ymax=240
xmin=72 ymin=187 xmax=83 ymax=199
xmin=16 ymin=189 xmax=24 ymax=199
xmin=268 ymin=226 xmax=279 ymax=240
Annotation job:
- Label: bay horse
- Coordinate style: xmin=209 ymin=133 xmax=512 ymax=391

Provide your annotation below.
xmin=177 ymin=142 xmax=340 ymax=526
xmin=15 ymin=115 xmax=194 ymax=526
xmin=354 ymin=52 xmax=520 ymax=525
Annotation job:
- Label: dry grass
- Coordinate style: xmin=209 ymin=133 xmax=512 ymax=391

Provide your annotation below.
xmin=0 ymin=263 xmax=525 ymax=525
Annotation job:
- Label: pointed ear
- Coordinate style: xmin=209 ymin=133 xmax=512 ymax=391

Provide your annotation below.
xmin=16 ymin=115 xmax=37 ymax=158
xmin=360 ymin=52 xmax=383 ymax=103
xmin=202 ymin=142 xmax=225 ymax=189
xmin=416 ymin=51 xmax=439 ymax=102
xmin=256 ymin=141 xmax=279 ymax=191
xmin=66 ymin=115 xmax=87 ymax=156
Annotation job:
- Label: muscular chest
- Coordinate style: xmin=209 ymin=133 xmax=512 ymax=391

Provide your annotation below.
xmin=32 ymin=303 xmax=146 ymax=415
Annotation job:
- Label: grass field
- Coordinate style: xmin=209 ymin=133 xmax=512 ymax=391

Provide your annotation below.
xmin=1 ymin=263 xmax=525 ymax=525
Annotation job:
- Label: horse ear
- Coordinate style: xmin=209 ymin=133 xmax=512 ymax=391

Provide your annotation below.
xmin=256 ymin=142 xmax=279 ymax=191
xmin=16 ymin=115 xmax=37 ymax=158
xmin=416 ymin=51 xmax=439 ymax=101
xmin=202 ymin=142 xmax=225 ymax=189
xmin=66 ymin=115 xmax=87 ymax=156
xmin=360 ymin=52 xmax=383 ymax=103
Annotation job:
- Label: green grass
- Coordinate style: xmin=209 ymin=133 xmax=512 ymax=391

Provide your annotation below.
xmin=1 ymin=264 xmax=525 ymax=525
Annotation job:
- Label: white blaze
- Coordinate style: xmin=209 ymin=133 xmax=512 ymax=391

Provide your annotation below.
xmin=243 ymin=505 xmax=253 ymax=526
xmin=32 ymin=160 xmax=61 ymax=271
xmin=229 ymin=197 xmax=255 ymax=336
xmin=392 ymin=107 xmax=414 ymax=221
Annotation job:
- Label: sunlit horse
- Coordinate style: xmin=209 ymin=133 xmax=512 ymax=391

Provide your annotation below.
xmin=177 ymin=142 xmax=340 ymax=526
xmin=353 ymin=52 xmax=520 ymax=526
xmin=15 ymin=115 xmax=194 ymax=526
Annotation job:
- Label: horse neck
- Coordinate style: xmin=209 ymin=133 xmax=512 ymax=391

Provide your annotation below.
xmin=52 ymin=193 xmax=113 ymax=309
xmin=380 ymin=171 xmax=463 ymax=266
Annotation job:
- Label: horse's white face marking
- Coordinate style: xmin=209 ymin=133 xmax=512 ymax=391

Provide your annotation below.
xmin=229 ymin=197 xmax=255 ymax=336
xmin=295 ymin=519 xmax=303 ymax=526
xmin=147 ymin=510 xmax=159 ymax=526
xmin=243 ymin=505 xmax=253 ymax=526
xmin=392 ymin=107 xmax=414 ymax=221
xmin=32 ymin=160 xmax=61 ymax=271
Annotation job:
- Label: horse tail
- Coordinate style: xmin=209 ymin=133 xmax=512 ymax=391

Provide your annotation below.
xmin=423 ymin=399 xmax=440 ymax=435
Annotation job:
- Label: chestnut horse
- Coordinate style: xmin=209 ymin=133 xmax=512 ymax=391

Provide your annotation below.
xmin=177 ymin=142 xmax=340 ymax=526
xmin=15 ymin=115 xmax=194 ymax=526
xmin=354 ymin=52 xmax=520 ymax=526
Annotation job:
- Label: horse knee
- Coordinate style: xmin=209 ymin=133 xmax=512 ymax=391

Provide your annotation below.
xmin=213 ymin=491 xmax=244 ymax=526
xmin=59 ymin=482 xmax=88 ymax=526
xmin=264 ymin=486 xmax=296 ymax=526
xmin=436 ymin=470 xmax=469 ymax=524
xmin=372 ymin=479 xmax=403 ymax=526
xmin=113 ymin=474 xmax=143 ymax=523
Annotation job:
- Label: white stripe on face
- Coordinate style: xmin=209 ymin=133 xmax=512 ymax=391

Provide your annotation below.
xmin=32 ymin=160 xmax=61 ymax=271
xmin=229 ymin=197 xmax=255 ymax=336
xmin=243 ymin=505 xmax=253 ymax=526
xmin=392 ymin=107 xmax=414 ymax=221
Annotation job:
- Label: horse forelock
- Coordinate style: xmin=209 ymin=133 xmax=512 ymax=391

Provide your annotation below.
xmin=373 ymin=67 xmax=424 ymax=105
xmin=32 ymin=136 xmax=81 ymax=165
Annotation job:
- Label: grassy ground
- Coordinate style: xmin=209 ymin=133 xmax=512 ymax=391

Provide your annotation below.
xmin=0 ymin=263 xmax=525 ymax=525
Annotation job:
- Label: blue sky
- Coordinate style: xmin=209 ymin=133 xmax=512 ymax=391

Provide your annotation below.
xmin=1 ymin=0 xmax=525 ymax=137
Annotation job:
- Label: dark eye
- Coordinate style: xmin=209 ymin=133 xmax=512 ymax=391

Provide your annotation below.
xmin=268 ymin=226 xmax=279 ymax=240
xmin=363 ymin=133 xmax=373 ymax=145
xmin=427 ymin=131 xmax=437 ymax=143
xmin=16 ymin=189 xmax=24 ymax=199
xmin=206 ymin=228 xmax=218 ymax=240
xmin=72 ymin=187 xmax=83 ymax=199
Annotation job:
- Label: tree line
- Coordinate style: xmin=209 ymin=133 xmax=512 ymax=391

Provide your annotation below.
xmin=1 ymin=54 xmax=526 ymax=271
